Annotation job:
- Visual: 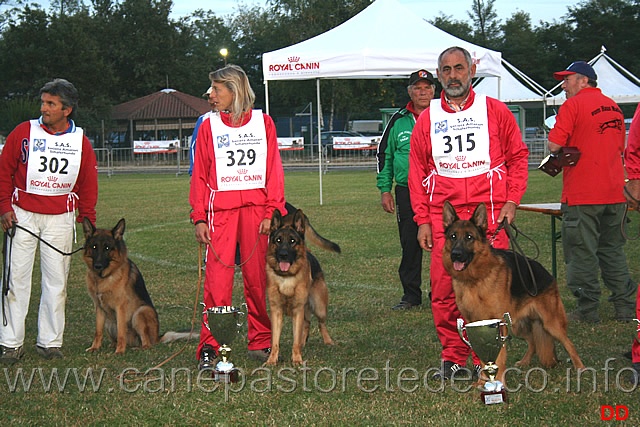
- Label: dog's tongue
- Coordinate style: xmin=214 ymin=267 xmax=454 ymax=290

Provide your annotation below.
xmin=453 ymin=261 xmax=465 ymax=271
xmin=279 ymin=261 xmax=291 ymax=272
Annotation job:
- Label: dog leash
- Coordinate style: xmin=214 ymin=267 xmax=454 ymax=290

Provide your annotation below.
xmin=2 ymin=223 xmax=84 ymax=327
xmin=208 ymin=236 xmax=260 ymax=268
xmin=621 ymin=201 xmax=639 ymax=241
xmin=501 ymin=221 xmax=541 ymax=297
xmin=2 ymin=228 xmax=15 ymax=327
xmin=10 ymin=223 xmax=85 ymax=256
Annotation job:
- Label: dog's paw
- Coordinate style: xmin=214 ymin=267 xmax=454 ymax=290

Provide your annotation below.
xmin=85 ymin=346 xmax=100 ymax=353
xmin=263 ymin=358 xmax=278 ymax=366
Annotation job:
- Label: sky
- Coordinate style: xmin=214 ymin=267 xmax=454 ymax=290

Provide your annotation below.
xmin=8 ymin=0 xmax=581 ymax=24
xmin=180 ymin=0 xmax=581 ymax=24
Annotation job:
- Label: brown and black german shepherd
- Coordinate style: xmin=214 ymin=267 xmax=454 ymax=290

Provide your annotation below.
xmin=264 ymin=208 xmax=336 ymax=365
xmin=442 ymin=201 xmax=584 ymax=382
xmin=82 ymin=218 xmax=191 ymax=354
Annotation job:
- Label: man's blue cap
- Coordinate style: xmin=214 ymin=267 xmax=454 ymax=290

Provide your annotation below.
xmin=553 ymin=61 xmax=597 ymax=81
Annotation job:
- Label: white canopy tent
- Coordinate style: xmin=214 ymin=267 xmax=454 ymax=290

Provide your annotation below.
xmin=261 ymin=0 xmax=502 ymax=203
xmin=473 ymin=59 xmax=547 ymax=104
xmin=546 ymin=47 xmax=640 ymax=106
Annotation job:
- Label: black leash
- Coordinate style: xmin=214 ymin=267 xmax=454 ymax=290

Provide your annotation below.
xmin=1 ymin=223 xmax=84 ymax=326
xmin=499 ymin=221 xmax=541 ymax=297
xmin=1 ymin=227 xmax=15 ymax=327
xmin=10 ymin=223 xmax=85 ymax=256
xmin=621 ymin=203 xmax=639 ymax=241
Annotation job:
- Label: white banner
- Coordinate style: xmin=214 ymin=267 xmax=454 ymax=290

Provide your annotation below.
xmin=133 ymin=140 xmax=179 ymax=154
xmin=277 ymin=137 xmax=304 ymax=151
xmin=332 ymin=136 xmax=380 ymax=150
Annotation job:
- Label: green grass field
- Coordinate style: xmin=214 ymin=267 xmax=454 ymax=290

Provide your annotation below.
xmin=2 ymin=169 xmax=639 ymax=425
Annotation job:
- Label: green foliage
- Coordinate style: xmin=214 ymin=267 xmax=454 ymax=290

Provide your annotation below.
xmin=0 ymin=95 xmax=39 ymax=133
xmin=0 ymin=0 xmax=639 ymax=135
xmin=1 ymin=170 xmax=639 ymax=425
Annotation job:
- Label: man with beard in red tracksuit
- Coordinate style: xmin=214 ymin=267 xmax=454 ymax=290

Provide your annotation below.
xmin=408 ymin=47 xmax=529 ymax=380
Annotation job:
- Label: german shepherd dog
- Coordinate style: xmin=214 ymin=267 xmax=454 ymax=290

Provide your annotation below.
xmin=264 ymin=208 xmax=336 ymax=365
xmin=442 ymin=201 xmax=584 ymax=382
xmin=82 ymin=218 xmax=190 ymax=354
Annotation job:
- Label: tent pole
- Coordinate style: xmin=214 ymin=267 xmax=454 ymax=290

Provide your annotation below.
xmin=265 ymin=81 xmax=270 ymax=115
xmin=317 ymin=78 xmax=323 ymax=205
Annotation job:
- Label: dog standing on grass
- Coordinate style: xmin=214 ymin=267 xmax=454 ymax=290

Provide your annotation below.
xmin=264 ymin=209 xmax=336 ymax=366
xmin=441 ymin=201 xmax=584 ymax=383
xmin=82 ymin=218 xmax=190 ymax=354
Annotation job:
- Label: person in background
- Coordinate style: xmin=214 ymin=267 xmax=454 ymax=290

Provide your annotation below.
xmin=376 ymin=69 xmax=436 ymax=310
xmin=622 ymin=103 xmax=640 ymax=381
xmin=548 ymin=60 xmax=636 ymax=324
xmin=189 ymin=87 xmax=215 ymax=176
xmin=189 ymin=64 xmax=286 ymax=369
xmin=408 ymin=46 xmax=528 ymax=380
xmin=0 ymin=78 xmax=98 ymax=364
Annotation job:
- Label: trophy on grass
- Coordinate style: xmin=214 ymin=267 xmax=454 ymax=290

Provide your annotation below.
xmin=203 ymin=304 xmax=246 ymax=383
xmin=457 ymin=313 xmax=512 ymax=405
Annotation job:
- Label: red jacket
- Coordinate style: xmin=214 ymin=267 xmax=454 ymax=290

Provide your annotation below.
xmin=408 ymin=89 xmax=529 ymax=225
xmin=626 ymin=104 xmax=640 ymax=180
xmin=0 ymin=120 xmax=98 ymax=224
xmin=549 ymin=87 xmax=626 ymax=205
xmin=189 ymin=110 xmax=285 ymax=223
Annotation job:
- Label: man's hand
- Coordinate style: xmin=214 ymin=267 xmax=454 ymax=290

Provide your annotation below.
xmin=1 ymin=211 xmax=17 ymax=233
xmin=498 ymin=201 xmax=517 ymax=225
xmin=381 ymin=192 xmax=395 ymax=213
xmin=417 ymin=223 xmax=433 ymax=251
xmin=625 ymin=180 xmax=640 ymax=210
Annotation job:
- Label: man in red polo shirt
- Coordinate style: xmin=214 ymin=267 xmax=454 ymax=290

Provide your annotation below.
xmin=548 ymin=60 xmax=636 ymax=324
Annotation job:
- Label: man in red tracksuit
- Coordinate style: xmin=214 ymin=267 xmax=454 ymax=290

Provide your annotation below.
xmin=190 ymin=65 xmax=286 ymax=369
xmin=408 ymin=47 xmax=529 ymax=380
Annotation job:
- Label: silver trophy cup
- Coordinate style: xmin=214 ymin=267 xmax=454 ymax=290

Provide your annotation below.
xmin=203 ymin=305 xmax=246 ymax=383
xmin=457 ymin=313 xmax=512 ymax=404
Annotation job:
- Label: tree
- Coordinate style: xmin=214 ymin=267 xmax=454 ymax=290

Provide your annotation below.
xmin=467 ymin=0 xmax=501 ymax=46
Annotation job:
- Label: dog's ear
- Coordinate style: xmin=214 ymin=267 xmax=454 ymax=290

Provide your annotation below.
xmin=113 ymin=218 xmax=126 ymax=240
xmin=293 ymin=209 xmax=306 ymax=236
xmin=82 ymin=217 xmax=95 ymax=240
xmin=270 ymin=209 xmax=283 ymax=232
xmin=471 ymin=203 xmax=488 ymax=232
xmin=442 ymin=200 xmax=458 ymax=229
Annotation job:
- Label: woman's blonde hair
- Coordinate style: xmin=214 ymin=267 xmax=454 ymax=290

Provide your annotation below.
xmin=209 ymin=64 xmax=255 ymax=125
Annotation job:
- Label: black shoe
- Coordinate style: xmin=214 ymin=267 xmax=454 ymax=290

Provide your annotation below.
xmin=198 ymin=345 xmax=217 ymax=370
xmin=391 ymin=301 xmax=419 ymax=310
xmin=432 ymin=360 xmax=470 ymax=380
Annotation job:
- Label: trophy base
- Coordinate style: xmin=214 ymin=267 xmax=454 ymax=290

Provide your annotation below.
xmin=213 ymin=368 xmax=240 ymax=383
xmin=480 ymin=389 xmax=507 ymax=405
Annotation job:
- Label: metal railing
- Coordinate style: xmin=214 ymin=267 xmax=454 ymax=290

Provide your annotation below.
xmin=94 ymin=138 xmax=547 ymax=175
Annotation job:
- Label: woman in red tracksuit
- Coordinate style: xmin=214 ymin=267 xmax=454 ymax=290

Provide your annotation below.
xmin=189 ymin=64 xmax=286 ymax=369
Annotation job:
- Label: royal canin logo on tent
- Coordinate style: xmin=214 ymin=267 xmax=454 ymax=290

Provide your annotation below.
xmin=268 ymin=55 xmax=320 ymax=73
